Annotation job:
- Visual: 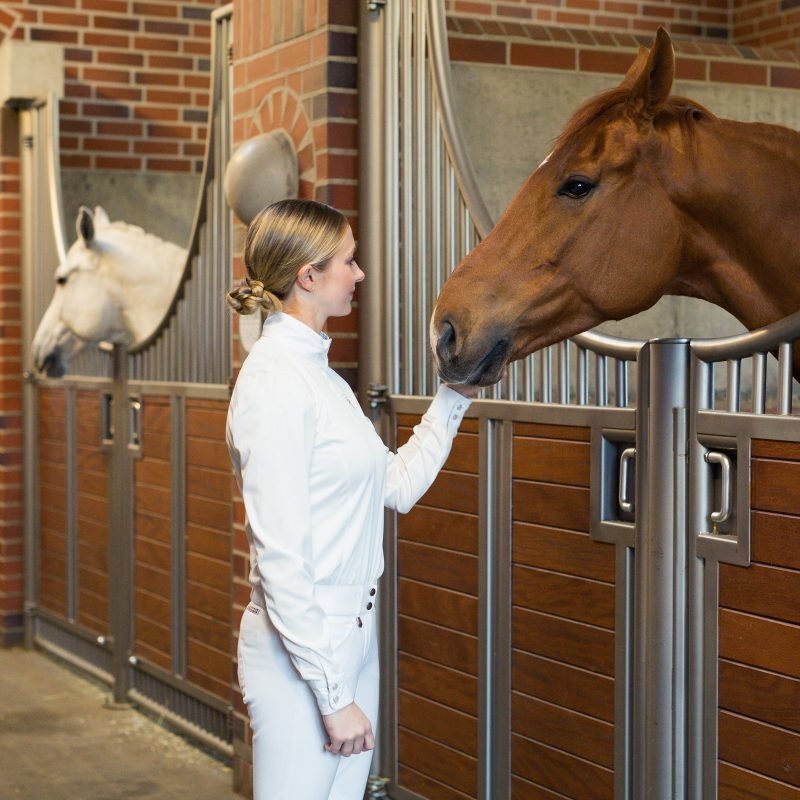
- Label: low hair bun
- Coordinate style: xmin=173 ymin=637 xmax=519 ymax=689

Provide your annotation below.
xmin=226 ymin=278 xmax=283 ymax=316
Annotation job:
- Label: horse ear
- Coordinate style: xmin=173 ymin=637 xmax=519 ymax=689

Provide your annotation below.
xmin=77 ymin=206 xmax=94 ymax=246
xmin=620 ymin=47 xmax=650 ymax=90
xmin=93 ymin=206 xmax=111 ymax=227
xmin=625 ymin=27 xmax=675 ymax=123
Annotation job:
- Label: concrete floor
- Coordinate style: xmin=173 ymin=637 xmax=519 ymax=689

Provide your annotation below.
xmin=0 ymin=646 xmax=240 ymax=799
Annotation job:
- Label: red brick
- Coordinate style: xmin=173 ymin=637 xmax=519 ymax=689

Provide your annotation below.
xmin=771 ymin=65 xmax=800 ymax=88
xmin=137 ymin=104 xmax=180 ymax=120
xmin=96 ymin=155 xmax=142 ymax=169
xmin=510 ymin=42 xmax=576 ymax=69
xmin=448 ymin=36 xmax=506 ymax=64
xmin=83 ymin=136 xmax=129 ymax=152
xmin=579 ymin=48 xmax=637 ymax=75
xmin=83 ymin=66 xmax=130 ymax=83
xmin=97 ymin=49 xmax=144 ymax=66
xmin=675 ymin=57 xmax=707 ymax=81
xmin=132 ymin=1 xmax=178 ymax=17
xmin=81 ymin=102 xmax=130 ymax=118
xmin=147 ymin=123 xmax=192 ymax=138
xmin=80 ymin=0 xmax=128 ymax=11
xmin=144 ymin=19 xmax=189 ymax=35
xmin=95 ymin=14 xmax=140 ymax=30
xmin=42 ymin=10 xmax=89 ymax=25
xmin=31 ymin=28 xmax=79 ymax=43
xmin=146 ymin=158 xmax=191 ymax=172
xmin=95 ymin=85 xmax=142 ymax=102
xmin=134 ymin=35 xmax=178 ymax=51
xmin=497 ymin=3 xmax=533 ymax=18
xmin=134 ymin=140 xmax=179 ymax=154
xmin=136 ymin=70 xmax=180 ymax=86
xmin=709 ymin=60 xmax=768 ymax=85
xmin=96 ymin=121 xmax=143 ymax=136
xmin=147 ymin=54 xmax=194 ymax=70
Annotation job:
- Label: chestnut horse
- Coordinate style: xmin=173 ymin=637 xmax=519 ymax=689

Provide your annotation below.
xmin=431 ymin=28 xmax=800 ymax=385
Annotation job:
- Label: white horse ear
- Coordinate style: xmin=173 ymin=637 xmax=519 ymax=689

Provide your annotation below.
xmin=77 ymin=206 xmax=94 ymax=246
xmin=93 ymin=206 xmax=111 ymax=227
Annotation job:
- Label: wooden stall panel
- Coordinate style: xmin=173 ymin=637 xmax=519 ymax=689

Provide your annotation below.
xmin=185 ymin=399 xmax=232 ymax=701
xmin=717 ymin=439 xmax=800 ymax=799
xmin=38 ymin=388 xmax=68 ymax=616
xmin=134 ymin=396 xmax=172 ymax=672
xmin=75 ymin=391 xmax=109 ymax=635
xmin=511 ymin=422 xmax=615 ymax=800
xmin=396 ymin=414 xmax=479 ymax=800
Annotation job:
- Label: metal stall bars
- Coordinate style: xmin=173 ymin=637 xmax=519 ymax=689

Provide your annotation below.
xmin=21 ymin=5 xmax=235 ymax=755
xmin=360 ymin=2 xmax=648 ymax=799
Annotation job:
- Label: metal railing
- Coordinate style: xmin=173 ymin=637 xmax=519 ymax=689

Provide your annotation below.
xmin=379 ymin=0 xmax=643 ymax=405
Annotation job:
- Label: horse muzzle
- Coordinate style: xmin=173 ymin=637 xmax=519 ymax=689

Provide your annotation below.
xmin=433 ymin=318 xmax=510 ymax=386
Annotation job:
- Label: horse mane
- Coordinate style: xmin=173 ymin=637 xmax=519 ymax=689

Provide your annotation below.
xmin=100 ymin=219 xmax=185 ymax=254
xmin=553 ymin=86 xmax=717 ymax=154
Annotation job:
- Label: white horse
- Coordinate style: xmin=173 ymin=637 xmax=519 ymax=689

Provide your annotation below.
xmin=32 ymin=206 xmax=187 ymax=377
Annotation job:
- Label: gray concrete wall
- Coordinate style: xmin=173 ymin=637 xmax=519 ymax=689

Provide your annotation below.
xmin=61 ymin=170 xmax=199 ymax=250
xmin=451 ymin=64 xmax=800 ymax=341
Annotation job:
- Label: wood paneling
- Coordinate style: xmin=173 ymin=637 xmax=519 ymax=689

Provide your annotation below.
xmin=513 ymin=438 xmax=590 ymax=486
xmin=397 ymin=766 xmax=474 ymax=800
xmin=512 ymin=650 xmax=614 ymax=723
xmin=398 ymin=728 xmax=477 ymax=798
xmin=513 ymin=480 xmax=590 ymax=532
xmin=719 ymin=763 xmax=800 ymax=799
xmin=398 ymin=540 xmax=478 ymax=596
xmin=719 ymin=609 xmax=800 ymax=680
xmin=752 ymin=440 xmax=800 ymax=460
xmin=399 ymin=616 xmax=478 ymax=675
xmin=720 ymin=563 xmax=800 ymax=625
xmin=397 ymin=506 xmax=478 ymax=554
xmin=512 ymin=774 xmax=580 ymax=800
xmin=398 ymin=653 xmax=478 ymax=716
xmin=719 ymin=711 xmax=800 ymax=788
xmin=398 ymin=424 xmax=479 ymax=474
xmin=751 ymin=458 xmax=800 ymax=515
xmin=513 ymin=565 xmax=614 ymax=629
xmin=513 ymin=523 xmax=615 ymax=582
xmin=513 ymin=607 xmax=614 ymax=676
xmin=720 ymin=660 xmax=800 ymax=734
xmin=512 ymin=691 xmax=614 ymax=768
xmin=397 ymin=579 xmax=478 ymax=634
xmin=186 ymin=437 xmax=230 ymax=471
xmin=417 ymin=471 xmax=480 ymax=516
xmin=398 ymin=689 xmax=477 ymax=757
xmin=511 ymin=733 xmax=613 ymax=800
xmin=751 ymin=512 xmax=800 ymax=571
xmin=513 ymin=422 xmax=590 ymax=442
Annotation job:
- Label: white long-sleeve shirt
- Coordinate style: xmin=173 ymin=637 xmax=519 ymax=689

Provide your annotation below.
xmin=227 ymin=312 xmax=471 ymax=716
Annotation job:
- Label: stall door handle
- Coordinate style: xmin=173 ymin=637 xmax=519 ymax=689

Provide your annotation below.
xmin=705 ymin=450 xmax=732 ymax=530
xmin=618 ymin=447 xmax=636 ymax=514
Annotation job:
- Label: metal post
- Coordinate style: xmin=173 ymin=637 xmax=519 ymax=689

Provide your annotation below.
xmin=633 ymin=339 xmax=690 ymax=800
xmin=358 ymin=0 xmax=387 ymax=410
xmin=108 ymin=344 xmax=134 ymax=704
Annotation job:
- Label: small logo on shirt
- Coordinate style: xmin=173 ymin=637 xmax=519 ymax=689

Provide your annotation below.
xmin=246 ymin=603 xmax=261 ymax=615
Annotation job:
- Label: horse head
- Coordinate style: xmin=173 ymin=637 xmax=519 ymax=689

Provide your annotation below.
xmin=431 ymin=28 xmax=705 ymax=385
xmin=32 ymin=206 xmax=187 ymax=376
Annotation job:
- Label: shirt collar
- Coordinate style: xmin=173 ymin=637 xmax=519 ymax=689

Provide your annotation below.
xmin=261 ymin=312 xmax=332 ymax=363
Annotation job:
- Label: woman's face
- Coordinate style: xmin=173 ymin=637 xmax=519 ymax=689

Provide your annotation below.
xmin=314 ymin=226 xmax=364 ymax=318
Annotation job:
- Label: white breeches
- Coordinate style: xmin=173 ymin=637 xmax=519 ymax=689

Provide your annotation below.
xmin=237 ymin=586 xmax=380 ymax=800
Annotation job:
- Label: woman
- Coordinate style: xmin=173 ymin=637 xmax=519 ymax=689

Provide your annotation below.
xmin=226 ymin=199 xmax=475 ymax=799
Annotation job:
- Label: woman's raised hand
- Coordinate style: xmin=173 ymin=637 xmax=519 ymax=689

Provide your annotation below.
xmin=322 ymin=702 xmax=375 ymax=757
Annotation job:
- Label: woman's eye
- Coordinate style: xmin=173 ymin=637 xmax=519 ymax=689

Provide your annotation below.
xmin=558 ymin=177 xmax=596 ymax=199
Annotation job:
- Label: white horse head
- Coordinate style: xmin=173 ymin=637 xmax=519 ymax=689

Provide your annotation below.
xmin=32 ymin=206 xmax=187 ymax=376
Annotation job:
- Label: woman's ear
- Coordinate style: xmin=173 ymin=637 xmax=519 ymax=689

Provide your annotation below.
xmin=295 ymin=264 xmax=315 ymax=292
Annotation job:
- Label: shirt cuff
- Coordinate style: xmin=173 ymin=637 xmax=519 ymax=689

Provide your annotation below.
xmin=427 ymin=383 xmax=472 ymax=434
xmin=309 ymin=676 xmax=354 ymax=717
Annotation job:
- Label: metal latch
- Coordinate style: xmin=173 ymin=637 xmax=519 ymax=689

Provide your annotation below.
xmin=367 ymin=0 xmax=388 ymax=11
xmin=705 ymin=450 xmax=733 ymax=534
xmin=367 ymin=383 xmax=388 ymax=421
xmin=618 ymin=447 xmax=636 ymax=514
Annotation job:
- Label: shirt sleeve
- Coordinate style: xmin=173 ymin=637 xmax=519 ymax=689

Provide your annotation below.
xmin=228 ymin=368 xmax=353 ymax=716
xmin=384 ymin=384 xmax=472 ymax=514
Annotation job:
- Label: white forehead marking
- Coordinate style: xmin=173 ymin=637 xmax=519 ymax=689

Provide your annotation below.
xmin=536 ymin=150 xmax=553 ymax=171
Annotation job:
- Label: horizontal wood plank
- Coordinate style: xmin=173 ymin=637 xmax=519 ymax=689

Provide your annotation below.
xmin=720 ymin=563 xmax=800 ymax=626
xmin=398 ymin=689 xmax=477 ymax=757
xmin=513 ymin=522 xmax=615 ymax=583
xmin=752 ymin=440 xmax=800 ymax=461
xmin=142 ymin=399 xmax=170 ymax=434
xmin=187 ymin=525 xmax=230 ymax=561
xmin=135 ymin=483 xmax=170 ymax=518
xmin=720 ymin=660 xmax=800 ymax=734
xmin=186 ymin=405 xmax=227 ymax=441
xmin=398 ymin=579 xmax=478 ymax=635
xmin=719 ymin=762 xmax=800 ymax=800
xmin=513 ymin=480 xmax=590 ymax=532
xmin=398 ymin=728 xmax=477 ymax=798
xmin=513 ymin=607 xmax=614 ymax=676
xmin=398 ymin=414 xmax=479 ymax=436
xmin=187 ymin=583 xmax=229 ymax=620
xmin=187 ymin=437 xmax=231 ymax=470
xmin=752 ymin=459 xmax=800 ymax=515
xmin=187 ymin=553 xmax=230 ymax=594
xmin=399 ymin=616 xmax=478 ymax=675
xmin=513 ymin=565 xmax=614 ymax=629
xmin=512 ymin=437 xmax=590 ymax=486
xmin=512 ymin=774 xmax=579 ymax=800
xmin=136 ymin=458 xmax=171 ymax=489
xmin=187 ymin=609 xmax=229 ymax=654
xmin=187 ymin=465 xmax=232 ymax=502
xmin=397 ymin=506 xmax=478 ymax=555
xmin=512 ymin=649 xmax=614 ymax=723
xmin=720 ymin=609 xmax=800 ymax=680
xmin=397 ymin=765 xmax=474 ymax=800
xmin=399 ymin=425 xmax=479 ymax=474
xmin=186 ymin=495 xmax=231 ymax=532
xmin=513 ymin=422 xmax=591 ymax=442
xmin=512 ymin=690 xmax=614 ymax=768
xmin=719 ymin=711 xmax=800 ymax=788
xmin=398 ymin=653 xmax=478 ymax=716
xmin=751 ymin=512 xmax=800 ymax=571
xmin=417 ymin=471 xmax=480 ymax=516
xmin=512 ymin=733 xmax=613 ymax=800
xmin=398 ymin=540 xmax=478 ymax=596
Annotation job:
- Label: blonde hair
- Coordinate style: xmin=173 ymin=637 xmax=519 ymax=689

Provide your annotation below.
xmin=226 ymin=199 xmax=349 ymax=316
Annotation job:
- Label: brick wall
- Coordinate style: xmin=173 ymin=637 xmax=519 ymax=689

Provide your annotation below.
xmin=733 ymin=0 xmax=800 ymax=49
xmin=229 ymin=1 xmax=359 ymax=794
xmin=446 ymin=0 xmax=731 ymax=40
xmin=447 ymin=15 xmax=800 ymax=86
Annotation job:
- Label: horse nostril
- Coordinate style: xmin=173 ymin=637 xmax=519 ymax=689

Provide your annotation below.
xmin=436 ymin=319 xmax=457 ymax=361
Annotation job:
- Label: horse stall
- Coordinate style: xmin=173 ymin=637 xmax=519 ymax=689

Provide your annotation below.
xmin=20 ymin=7 xmax=236 ymax=755
xmin=357 ymin=3 xmax=800 ymax=799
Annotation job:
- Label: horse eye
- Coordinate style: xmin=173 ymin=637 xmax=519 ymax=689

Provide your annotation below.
xmin=559 ymin=177 xmax=596 ymax=200
xmin=56 ymin=276 xmax=67 ymax=285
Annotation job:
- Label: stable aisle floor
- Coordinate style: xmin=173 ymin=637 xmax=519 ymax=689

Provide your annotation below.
xmin=0 ymin=646 xmax=240 ymax=799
